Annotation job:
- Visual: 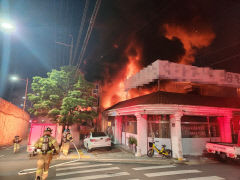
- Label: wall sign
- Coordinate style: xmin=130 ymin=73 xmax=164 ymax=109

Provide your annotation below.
xmin=124 ymin=59 xmax=240 ymax=90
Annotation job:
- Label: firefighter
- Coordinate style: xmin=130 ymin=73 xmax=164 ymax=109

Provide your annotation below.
xmin=61 ymin=128 xmax=73 ymax=156
xmin=13 ymin=135 xmax=22 ymax=153
xmin=34 ymin=127 xmax=59 ymax=180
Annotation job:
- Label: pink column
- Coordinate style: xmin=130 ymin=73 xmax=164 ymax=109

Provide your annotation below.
xmin=135 ymin=114 xmax=148 ymax=156
xmin=114 ymin=116 xmax=122 ymax=144
xmin=56 ymin=124 xmax=63 ymax=144
xmin=218 ymin=116 xmax=232 ymax=143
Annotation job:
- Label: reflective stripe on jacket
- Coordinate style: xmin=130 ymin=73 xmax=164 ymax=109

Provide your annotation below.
xmin=34 ymin=136 xmax=59 ymax=154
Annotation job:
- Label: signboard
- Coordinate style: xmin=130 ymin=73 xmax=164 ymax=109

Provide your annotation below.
xmin=124 ymin=59 xmax=240 ymax=90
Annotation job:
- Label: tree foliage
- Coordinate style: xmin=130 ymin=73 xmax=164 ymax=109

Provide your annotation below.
xmin=28 ymin=66 xmax=97 ymax=126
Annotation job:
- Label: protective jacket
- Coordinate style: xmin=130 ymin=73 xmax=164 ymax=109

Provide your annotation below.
xmin=34 ymin=135 xmax=59 ymax=154
xmin=62 ymin=133 xmax=73 ymax=143
xmin=13 ymin=136 xmax=22 ymax=143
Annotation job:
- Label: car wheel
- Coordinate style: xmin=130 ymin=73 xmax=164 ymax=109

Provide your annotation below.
xmin=219 ymin=152 xmax=227 ymax=162
xmin=107 ymin=146 xmax=112 ymax=151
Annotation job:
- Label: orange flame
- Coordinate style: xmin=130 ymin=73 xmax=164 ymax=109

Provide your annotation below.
xmin=101 ymin=41 xmax=142 ymax=109
xmin=101 ymin=24 xmax=216 ymax=109
xmin=164 ymin=24 xmax=215 ymax=64
xmin=128 ymin=87 xmax=157 ymax=99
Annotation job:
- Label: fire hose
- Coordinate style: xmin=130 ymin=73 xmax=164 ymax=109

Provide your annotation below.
xmin=18 ymin=141 xmax=80 ymax=176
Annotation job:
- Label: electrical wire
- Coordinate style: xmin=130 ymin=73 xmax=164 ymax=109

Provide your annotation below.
xmin=76 ymin=0 xmax=102 ymax=69
xmin=82 ymin=0 xmax=177 ymax=66
xmin=195 ymin=2 xmax=240 ymax=66
xmin=72 ymin=0 xmax=90 ymax=66
xmin=208 ymin=53 xmax=240 ymax=66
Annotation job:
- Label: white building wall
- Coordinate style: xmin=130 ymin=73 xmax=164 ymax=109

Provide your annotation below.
xmin=182 ymin=137 xmax=220 ymax=155
xmin=136 ymin=113 xmax=148 ymax=156
xmin=170 ymin=111 xmax=183 ymax=159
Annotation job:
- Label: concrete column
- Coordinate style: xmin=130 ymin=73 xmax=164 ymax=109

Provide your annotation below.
xmin=71 ymin=124 xmax=80 ymax=148
xmin=218 ymin=115 xmax=232 ymax=143
xmin=114 ymin=116 xmax=122 ymax=144
xmin=56 ymin=124 xmax=63 ymax=144
xmin=135 ymin=113 xmax=148 ymax=156
xmin=170 ymin=111 xmax=183 ymax=160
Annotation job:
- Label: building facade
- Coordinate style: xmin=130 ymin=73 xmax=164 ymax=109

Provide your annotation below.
xmin=0 ymin=98 xmax=30 ymax=146
xmin=103 ymin=91 xmax=240 ymax=159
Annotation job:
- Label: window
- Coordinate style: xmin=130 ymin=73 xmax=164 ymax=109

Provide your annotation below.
xmin=181 ymin=116 xmax=220 ymax=138
xmin=92 ymin=132 xmax=106 ymax=137
xmin=209 ymin=117 xmax=220 ymax=137
xmin=122 ymin=115 xmax=137 ymax=134
xmin=147 ymin=115 xmax=170 ymax=138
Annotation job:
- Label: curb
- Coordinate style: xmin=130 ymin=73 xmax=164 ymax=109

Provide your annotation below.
xmin=56 ymin=156 xmax=175 ymax=165
xmin=56 ymin=154 xmax=218 ymax=165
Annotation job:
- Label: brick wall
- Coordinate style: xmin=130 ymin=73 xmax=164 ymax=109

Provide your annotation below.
xmin=0 ymin=98 xmax=30 ymax=146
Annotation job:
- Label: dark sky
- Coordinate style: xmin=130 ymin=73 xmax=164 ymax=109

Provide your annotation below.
xmin=1 ymin=0 xmax=240 ymax=105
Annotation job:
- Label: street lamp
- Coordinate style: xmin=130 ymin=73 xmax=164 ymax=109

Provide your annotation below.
xmin=1 ymin=21 xmax=16 ymax=32
xmin=10 ymin=75 xmax=29 ymax=111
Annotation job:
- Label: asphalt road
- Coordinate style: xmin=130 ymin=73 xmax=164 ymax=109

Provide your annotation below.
xmin=49 ymin=161 xmax=240 ymax=180
xmin=0 ymin=145 xmax=240 ymax=180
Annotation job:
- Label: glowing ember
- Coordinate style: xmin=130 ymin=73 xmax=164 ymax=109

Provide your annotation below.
xmin=164 ymin=24 xmax=215 ymax=64
xmin=128 ymin=87 xmax=157 ymax=99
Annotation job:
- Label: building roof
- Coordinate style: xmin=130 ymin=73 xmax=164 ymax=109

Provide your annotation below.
xmin=105 ymin=91 xmax=240 ymax=111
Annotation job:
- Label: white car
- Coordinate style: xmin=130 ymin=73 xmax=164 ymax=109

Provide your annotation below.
xmin=84 ymin=132 xmax=111 ymax=152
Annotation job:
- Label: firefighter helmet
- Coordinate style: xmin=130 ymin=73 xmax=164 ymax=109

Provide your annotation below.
xmin=45 ymin=127 xmax=52 ymax=132
xmin=64 ymin=128 xmax=70 ymax=132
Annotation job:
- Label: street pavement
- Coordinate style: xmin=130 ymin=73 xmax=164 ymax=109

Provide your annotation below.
xmin=50 ymin=161 xmax=240 ymax=180
xmin=0 ymin=142 xmax=240 ymax=180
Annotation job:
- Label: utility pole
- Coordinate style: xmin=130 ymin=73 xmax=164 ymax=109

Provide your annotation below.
xmin=69 ymin=34 xmax=73 ymax=65
xmin=56 ymin=34 xmax=74 ymax=65
xmin=23 ymin=77 xmax=28 ymax=111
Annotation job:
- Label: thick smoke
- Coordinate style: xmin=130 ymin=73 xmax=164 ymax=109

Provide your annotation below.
xmin=83 ymin=0 xmax=216 ymax=82
xmin=81 ymin=0 xmax=227 ymax=108
xmin=84 ymin=23 xmax=183 ymax=81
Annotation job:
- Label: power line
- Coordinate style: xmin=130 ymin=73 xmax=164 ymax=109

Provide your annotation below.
xmin=208 ymin=53 xmax=240 ymax=66
xmin=76 ymin=0 xmax=102 ymax=69
xmin=72 ymin=0 xmax=90 ymax=65
xmin=85 ymin=0 xmax=177 ymax=64
xmin=196 ymin=41 xmax=240 ymax=59
xmin=195 ymin=3 xmax=240 ymax=65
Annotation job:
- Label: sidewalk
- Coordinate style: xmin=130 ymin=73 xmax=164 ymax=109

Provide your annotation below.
xmin=0 ymin=141 xmax=218 ymax=165
xmin=57 ymin=144 xmax=217 ymax=165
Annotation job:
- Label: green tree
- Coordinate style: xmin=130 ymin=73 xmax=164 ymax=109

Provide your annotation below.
xmin=28 ymin=66 xmax=97 ymax=127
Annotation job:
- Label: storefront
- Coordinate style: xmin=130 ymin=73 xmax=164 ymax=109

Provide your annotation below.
xmin=181 ymin=115 xmax=220 ymax=155
xmin=103 ymin=91 xmax=240 ymax=159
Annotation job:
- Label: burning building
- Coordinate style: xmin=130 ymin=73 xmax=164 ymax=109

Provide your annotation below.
xmin=102 ymin=60 xmax=240 ymax=158
xmin=82 ymin=6 xmax=240 ymax=158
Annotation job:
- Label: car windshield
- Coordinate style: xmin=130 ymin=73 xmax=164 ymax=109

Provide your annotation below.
xmin=92 ymin=132 xmax=106 ymax=137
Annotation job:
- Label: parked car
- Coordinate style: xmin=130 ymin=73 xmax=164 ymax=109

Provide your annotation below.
xmin=83 ymin=132 xmax=111 ymax=152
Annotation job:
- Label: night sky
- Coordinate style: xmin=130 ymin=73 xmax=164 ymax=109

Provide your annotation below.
xmin=1 ymin=0 xmax=240 ymax=106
